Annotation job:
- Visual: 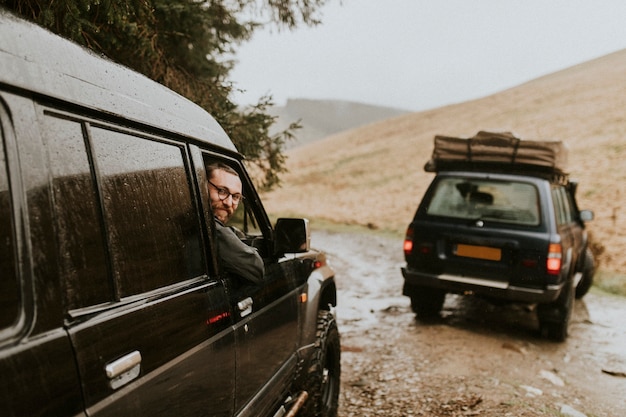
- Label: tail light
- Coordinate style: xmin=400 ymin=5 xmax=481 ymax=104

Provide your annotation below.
xmin=403 ymin=226 xmax=414 ymax=256
xmin=546 ymin=243 xmax=562 ymax=275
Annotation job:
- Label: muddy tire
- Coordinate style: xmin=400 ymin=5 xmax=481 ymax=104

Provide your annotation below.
xmin=538 ymin=278 xmax=574 ymax=342
xmin=410 ymin=287 xmax=445 ymax=319
xmin=575 ymin=247 xmax=595 ymax=299
xmin=303 ymin=310 xmax=340 ymax=417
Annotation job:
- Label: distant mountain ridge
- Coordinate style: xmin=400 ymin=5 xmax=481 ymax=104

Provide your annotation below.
xmin=269 ymin=98 xmax=409 ymax=149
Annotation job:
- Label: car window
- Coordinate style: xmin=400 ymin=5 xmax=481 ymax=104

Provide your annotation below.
xmin=426 ymin=177 xmax=540 ymax=226
xmin=229 ymin=198 xmax=262 ymax=237
xmin=204 ymin=157 xmax=262 ymax=237
xmin=90 ymin=127 xmax=205 ymax=297
xmin=563 ymin=188 xmax=578 ymax=222
xmin=0 ymin=110 xmax=19 ymax=331
xmin=552 ymin=186 xmax=574 ymax=225
xmin=43 ymin=114 xmax=112 ymax=309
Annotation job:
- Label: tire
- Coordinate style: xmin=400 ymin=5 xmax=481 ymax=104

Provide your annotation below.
xmin=303 ymin=310 xmax=341 ymax=417
xmin=575 ymin=247 xmax=595 ymax=299
xmin=538 ymin=278 xmax=574 ymax=342
xmin=410 ymin=287 xmax=445 ymax=320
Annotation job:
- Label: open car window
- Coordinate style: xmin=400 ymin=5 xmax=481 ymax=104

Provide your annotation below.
xmin=229 ymin=198 xmax=262 ymax=236
xmin=203 ymin=157 xmax=259 ymax=234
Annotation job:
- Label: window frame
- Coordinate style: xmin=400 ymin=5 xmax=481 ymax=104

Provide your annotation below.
xmin=0 ymin=94 xmax=29 ymax=344
xmin=39 ymin=108 xmax=215 ymax=318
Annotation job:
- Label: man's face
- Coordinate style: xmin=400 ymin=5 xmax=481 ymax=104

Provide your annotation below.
xmin=208 ymin=169 xmax=243 ymax=224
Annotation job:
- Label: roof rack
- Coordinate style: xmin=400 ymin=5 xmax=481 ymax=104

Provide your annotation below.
xmin=427 ymin=160 xmax=570 ymax=184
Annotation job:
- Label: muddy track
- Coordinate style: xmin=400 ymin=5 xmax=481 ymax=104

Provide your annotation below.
xmin=311 ymin=229 xmax=626 ymax=417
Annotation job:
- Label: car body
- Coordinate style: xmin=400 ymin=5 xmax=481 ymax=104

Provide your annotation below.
xmin=0 ymin=10 xmax=339 ymax=417
xmin=402 ymin=135 xmax=595 ymax=341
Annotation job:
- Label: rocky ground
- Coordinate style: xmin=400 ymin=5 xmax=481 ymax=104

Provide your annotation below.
xmin=311 ymin=229 xmax=626 ymax=417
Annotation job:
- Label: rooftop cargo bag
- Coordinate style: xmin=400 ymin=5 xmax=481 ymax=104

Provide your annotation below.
xmin=424 ymin=131 xmax=568 ymax=175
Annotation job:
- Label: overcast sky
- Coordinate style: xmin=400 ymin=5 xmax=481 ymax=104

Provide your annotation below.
xmin=230 ymin=0 xmax=626 ymax=112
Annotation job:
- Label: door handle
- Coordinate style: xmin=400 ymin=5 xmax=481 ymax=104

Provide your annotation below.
xmin=105 ymin=350 xmax=142 ymax=390
xmin=237 ymin=297 xmax=253 ymax=317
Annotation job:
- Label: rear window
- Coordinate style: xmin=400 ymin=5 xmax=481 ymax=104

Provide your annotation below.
xmin=425 ymin=177 xmax=540 ymax=226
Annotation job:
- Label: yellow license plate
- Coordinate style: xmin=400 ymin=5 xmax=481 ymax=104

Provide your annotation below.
xmin=455 ymin=244 xmax=502 ymax=261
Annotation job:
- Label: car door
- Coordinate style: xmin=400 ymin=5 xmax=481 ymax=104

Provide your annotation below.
xmin=198 ymin=153 xmax=301 ymax=416
xmin=0 ymin=93 xmax=86 ymax=417
xmin=41 ymin=111 xmax=237 ymax=417
xmin=227 ymin=261 xmax=301 ymax=416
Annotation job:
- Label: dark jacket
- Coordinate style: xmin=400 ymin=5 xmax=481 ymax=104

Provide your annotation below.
xmin=215 ymin=218 xmax=264 ymax=283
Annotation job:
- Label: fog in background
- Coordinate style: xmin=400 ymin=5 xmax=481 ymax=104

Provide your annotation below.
xmin=231 ymin=0 xmax=626 ymax=111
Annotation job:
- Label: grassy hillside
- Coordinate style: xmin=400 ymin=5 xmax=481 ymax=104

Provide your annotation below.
xmin=260 ymin=49 xmax=626 ymax=279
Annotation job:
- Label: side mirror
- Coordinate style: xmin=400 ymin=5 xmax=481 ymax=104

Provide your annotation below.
xmin=274 ymin=218 xmax=310 ymax=255
xmin=579 ymin=210 xmax=594 ymax=222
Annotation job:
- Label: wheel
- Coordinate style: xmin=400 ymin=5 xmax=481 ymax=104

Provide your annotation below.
xmin=538 ymin=278 xmax=574 ymax=342
xmin=303 ymin=310 xmax=340 ymax=417
xmin=575 ymin=247 xmax=595 ymax=299
xmin=410 ymin=287 xmax=445 ymax=319
xmin=539 ymin=319 xmax=568 ymax=342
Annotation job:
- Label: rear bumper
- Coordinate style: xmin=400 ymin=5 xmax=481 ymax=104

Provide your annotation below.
xmin=401 ymin=266 xmax=563 ymax=304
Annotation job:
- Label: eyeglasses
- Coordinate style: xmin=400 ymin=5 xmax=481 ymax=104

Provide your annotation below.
xmin=208 ymin=180 xmax=244 ymax=204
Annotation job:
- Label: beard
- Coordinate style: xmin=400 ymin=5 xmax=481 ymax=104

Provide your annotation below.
xmin=213 ymin=204 xmax=233 ymax=224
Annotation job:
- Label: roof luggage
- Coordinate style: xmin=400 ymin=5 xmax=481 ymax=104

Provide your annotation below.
xmin=424 ymin=131 xmax=568 ymax=177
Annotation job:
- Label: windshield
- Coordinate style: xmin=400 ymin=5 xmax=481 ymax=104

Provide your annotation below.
xmin=426 ymin=177 xmax=540 ymax=226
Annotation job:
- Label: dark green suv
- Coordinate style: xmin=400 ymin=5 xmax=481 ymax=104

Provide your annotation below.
xmin=401 ymin=132 xmax=595 ymax=341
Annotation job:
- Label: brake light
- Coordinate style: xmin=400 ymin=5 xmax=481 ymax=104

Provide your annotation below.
xmin=546 ymin=243 xmax=562 ymax=275
xmin=403 ymin=227 xmax=414 ymax=256
xmin=403 ymin=239 xmax=413 ymax=255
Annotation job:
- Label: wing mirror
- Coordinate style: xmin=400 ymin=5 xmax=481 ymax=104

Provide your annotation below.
xmin=274 ymin=218 xmax=310 ymax=255
xmin=579 ymin=210 xmax=594 ymax=222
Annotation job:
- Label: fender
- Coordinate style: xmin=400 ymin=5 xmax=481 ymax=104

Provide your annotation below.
xmin=300 ymin=261 xmax=336 ymax=348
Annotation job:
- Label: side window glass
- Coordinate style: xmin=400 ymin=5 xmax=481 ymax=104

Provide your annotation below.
xmin=0 ymin=116 xmax=19 ymax=330
xmin=91 ymin=127 xmax=204 ymax=297
xmin=43 ymin=114 xmax=111 ymax=309
xmin=552 ymin=187 xmax=566 ymax=226
xmin=560 ymin=188 xmax=574 ymax=223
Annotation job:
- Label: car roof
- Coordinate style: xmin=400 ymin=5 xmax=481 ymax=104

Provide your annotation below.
xmin=0 ymin=10 xmax=237 ymax=153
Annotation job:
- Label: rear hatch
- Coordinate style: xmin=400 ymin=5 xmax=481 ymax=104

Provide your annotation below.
xmin=407 ymin=174 xmax=552 ymax=289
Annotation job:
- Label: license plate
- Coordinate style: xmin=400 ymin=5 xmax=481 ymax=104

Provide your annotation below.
xmin=455 ymin=244 xmax=501 ymax=261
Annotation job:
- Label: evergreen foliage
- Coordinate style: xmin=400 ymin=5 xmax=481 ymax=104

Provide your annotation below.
xmin=1 ymin=0 xmax=328 ymax=190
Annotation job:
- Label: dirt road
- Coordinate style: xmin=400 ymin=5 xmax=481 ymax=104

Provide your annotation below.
xmin=311 ymin=229 xmax=626 ymax=417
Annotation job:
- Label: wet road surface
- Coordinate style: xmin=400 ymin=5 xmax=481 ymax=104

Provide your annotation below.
xmin=311 ymin=229 xmax=626 ymax=416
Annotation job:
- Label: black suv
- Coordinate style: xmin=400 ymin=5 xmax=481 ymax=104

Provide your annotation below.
xmin=402 ymin=132 xmax=595 ymax=341
xmin=0 ymin=11 xmax=339 ymax=417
